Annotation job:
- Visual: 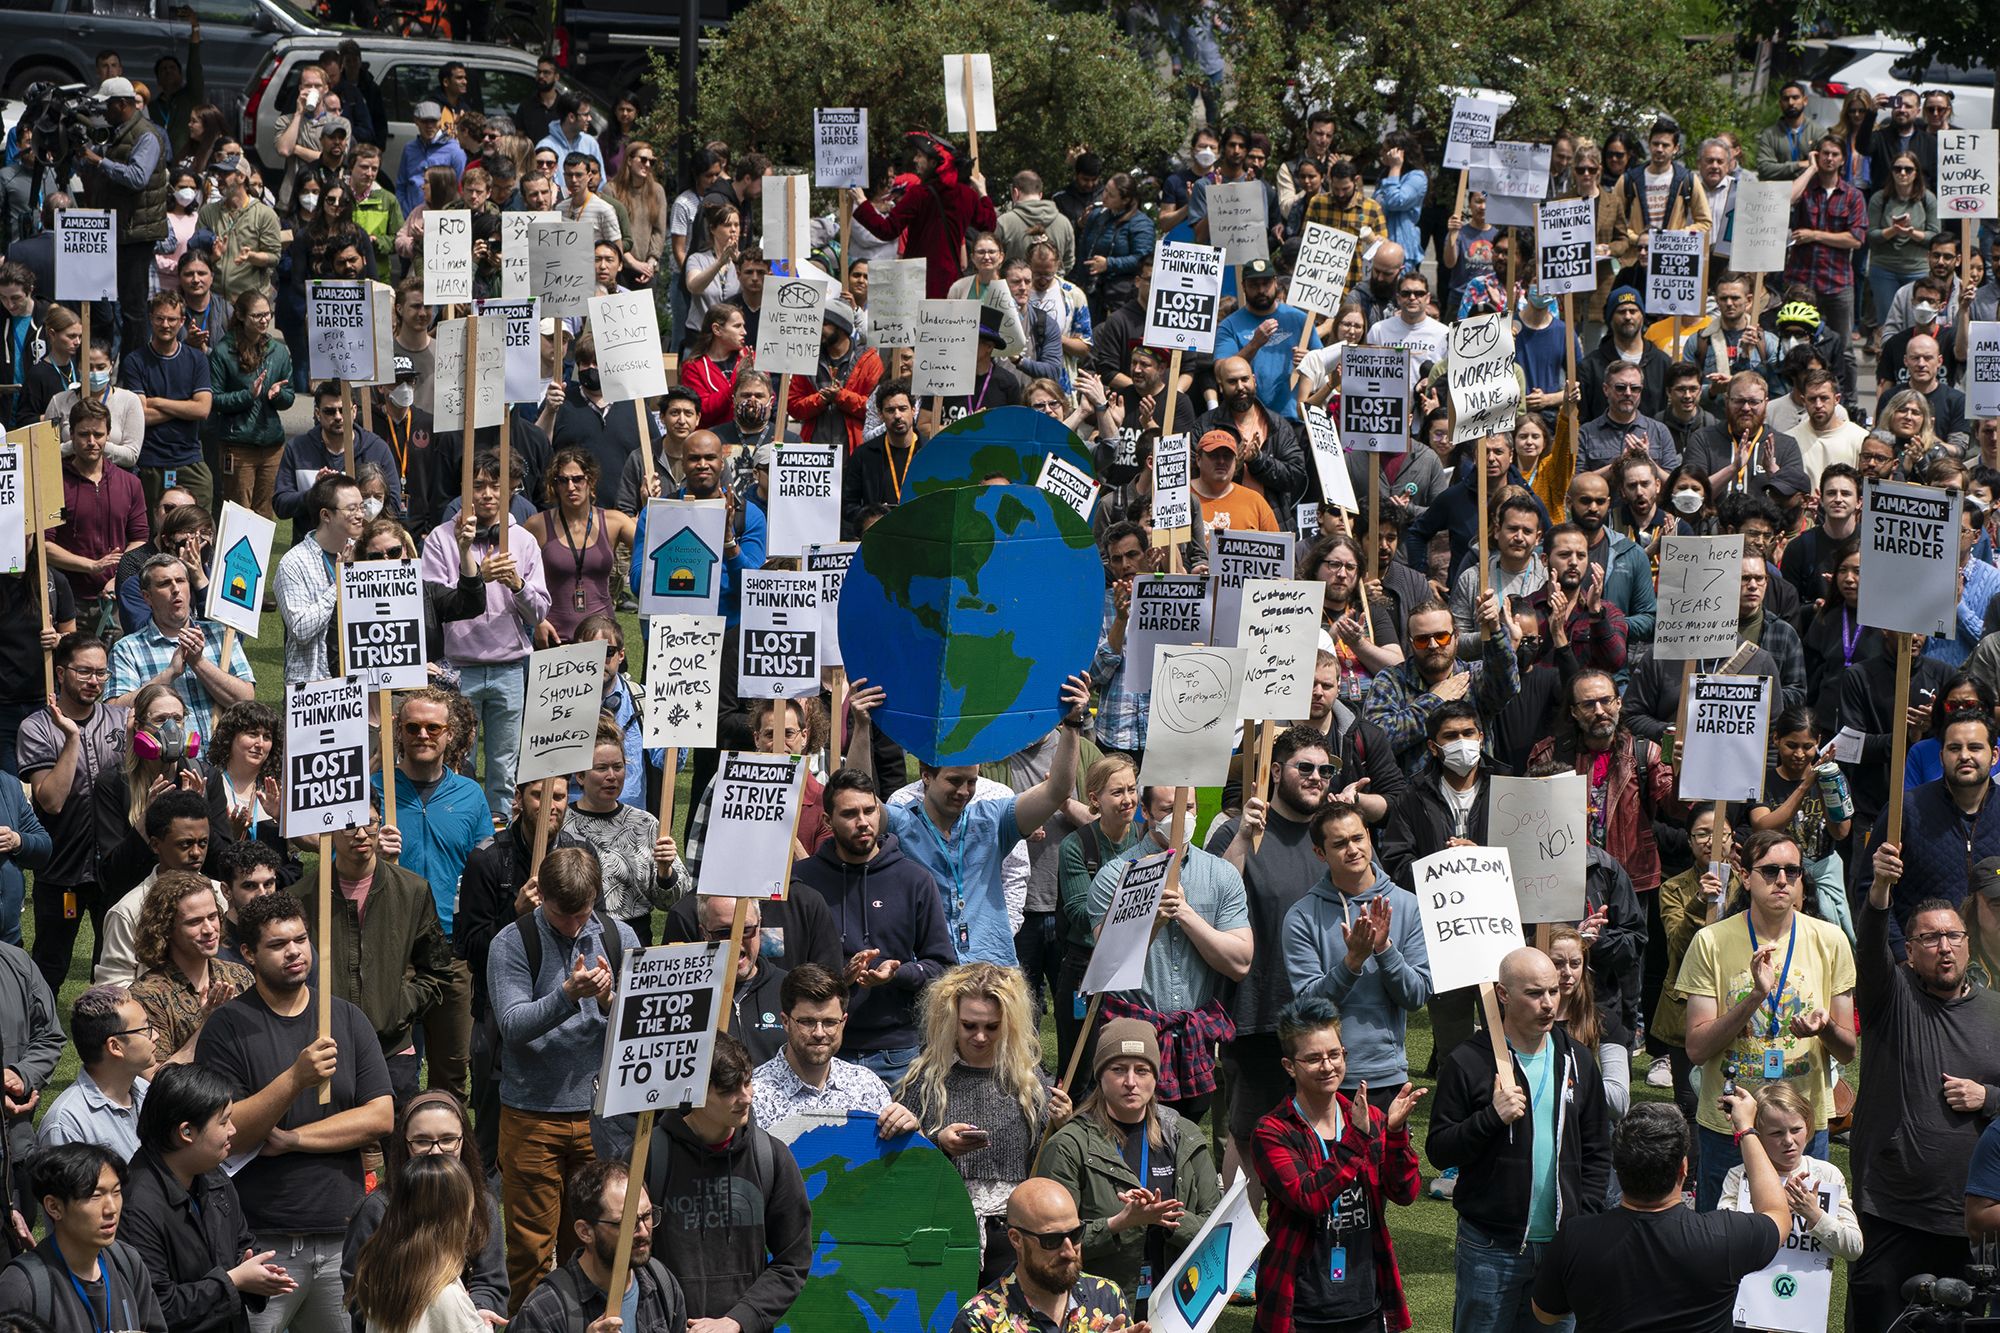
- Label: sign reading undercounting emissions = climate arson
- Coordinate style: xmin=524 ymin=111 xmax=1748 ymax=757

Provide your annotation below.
xmin=338 ymin=559 xmax=427 ymax=691
xmin=1413 ymin=845 xmax=1525 ymax=993
xmin=283 ymin=675 xmax=370 ymax=836
xmin=515 ymin=640 xmax=611 ymax=783
xmin=596 ymin=942 xmax=725 ymax=1117
xmin=697 ymin=752 xmax=808 ymax=899
xmin=1858 ymin=481 xmax=1961 ymax=638
xmin=1144 ymin=242 xmax=1225 ymax=353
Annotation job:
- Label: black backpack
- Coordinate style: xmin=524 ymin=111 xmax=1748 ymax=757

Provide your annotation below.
xmin=516 ymin=907 xmax=626 ymax=982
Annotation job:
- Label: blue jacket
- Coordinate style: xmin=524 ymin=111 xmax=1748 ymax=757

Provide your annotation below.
xmin=1374 ymin=169 xmax=1429 ymax=263
xmin=273 ymin=426 xmax=404 ymax=530
xmin=791 ymin=833 xmax=957 ymax=1054
xmin=489 ymin=907 xmax=640 ymax=1113
xmin=374 ymin=767 xmax=491 ymax=933
xmin=1596 ymin=527 xmax=1658 ymax=642
xmin=1860 ymin=777 xmax=2000 ymax=958
xmin=628 ymin=493 xmax=767 ymax=626
xmin=1079 ymin=206 xmax=1156 ymax=296
xmin=0 ymin=779 xmax=50 ymax=945
xmin=1214 ymin=303 xmax=1322 ymax=421
xmin=397 ymin=137 xmax=467 ymax=215
xmin=1281 ymin=869 xmax=1431 ymax=1086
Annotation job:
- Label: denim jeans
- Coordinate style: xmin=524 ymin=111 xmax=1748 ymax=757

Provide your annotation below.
xmin=1868 ymin=263 xmax=1918 ymax=335
xmin=1453 ymin=1217 xmax=1567 ymax=1333
xmin=248 ymin=1230 xmax=348 ymax=1333
xmin=459 ymin=659 xmax=528 ymax=817
xmin=1696 ymin=1122 xmax=1829 ymax=1211
xmin=854 ymin=1044 xmax=919 ymax=1086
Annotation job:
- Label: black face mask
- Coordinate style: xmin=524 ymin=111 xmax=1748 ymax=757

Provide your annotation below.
xmin=577 ymin=367 xmax=602 ymax=393
xmin=1516 ymin=635 xmax=1547 ymax=665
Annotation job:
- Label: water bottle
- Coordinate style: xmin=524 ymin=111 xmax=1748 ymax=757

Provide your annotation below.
xmin=1816 ymin=762 xmax=1854 ymax=822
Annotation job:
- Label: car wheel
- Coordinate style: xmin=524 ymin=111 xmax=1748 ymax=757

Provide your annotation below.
xmin=6 ymin=62 xmax=83 ymax=100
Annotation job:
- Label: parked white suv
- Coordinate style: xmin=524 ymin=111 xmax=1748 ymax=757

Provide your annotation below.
xmin=1806 ymin=34 xmax=1994 ymax=134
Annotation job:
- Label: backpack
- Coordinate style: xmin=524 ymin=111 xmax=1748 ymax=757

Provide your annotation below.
xmin=538 ymin=1256 xmax=678 ymax=1328
xmin=1077 ymin=823 xmax=1106 ymax=880
xmin=9 ymin=1243 xmax=148 ymax=1322
xmin=517 ymin=907 xmax=626 ymax=983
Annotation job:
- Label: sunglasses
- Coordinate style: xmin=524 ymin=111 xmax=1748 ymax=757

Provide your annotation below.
xmin=1753 ymin=863 xmax=1804 ymax=881
xmin=1011 ymin=1224 xmax=1084 ymax=1251
xmin=402 ymin=721 xmax=448 ymax=736
xmin=1290 ymin=761 xmax=1340 ymax=779
xmin=1411 ymin=631 xmax=1453 ymax=649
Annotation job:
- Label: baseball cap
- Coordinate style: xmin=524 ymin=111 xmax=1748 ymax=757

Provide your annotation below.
xmin=320 ymin=116 xmax=352 ymax=139
xmin=413 ymin=100 xmax=443 ymax=123
xmin=1198 ymin=427 xmax=1240 ymax=454
xmin=209 ymin=155 xmax=247 ymax=177
xmin=1241 ymin=258 xmax=1277 ymax=281
xmin=96 ymin=77 xmax=137 ymax=102
xmin=1976 ymin=857 xmax=2000 ymax=902
xmin=753 ymin=442 xmax=777 ymax=470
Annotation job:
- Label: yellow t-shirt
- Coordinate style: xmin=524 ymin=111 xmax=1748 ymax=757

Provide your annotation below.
xmin=1676 ymin=911 xmax=1856 ymax=1134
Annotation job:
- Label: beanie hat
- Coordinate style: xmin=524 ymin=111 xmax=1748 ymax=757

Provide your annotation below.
xmin=1093 ymin=1018 xmax=1162 ymax=1079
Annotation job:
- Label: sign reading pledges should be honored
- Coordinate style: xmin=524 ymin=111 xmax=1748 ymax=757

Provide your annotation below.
xmin=1080 ymin=849 xmax=1175 ymax=995
xmin=516 ymin=640 xmax=611 ymax=784
xmin=1447 ymin=313 xmax=1520 ymax=444
xmin=1654 ymin=534 xmax=1745 ymax=660
xmin=739 ymin=569 xmax=821 ymax=698
xmin=1144 ymin=242 xmax=1225 ymax=354
xmin=54 ymin=209 xmax=116 ymax=301
xmin=283 ymin=675 xmax=370 ymax=837
xmin=642 ymin=615 xmax=725 ymax=749
xmin=1487 ymin=773 xmax=1587 ymax=924
xmin=1536 ymin=199 xmax=1597 ymax=295
xmin=338 ymin=559 xmax=427 ymax=691
xmin=698 ymin=752 xmax=807 ymax=898
xmin=597 ymin=942 xmax=725 ymax=1117
xmin=306 ymin=280 xmax=374 ymax=381
xmin=1414 ymin=845 xmax=1525 ymax=993
xmin=813 ymin=108 xmax=869 ymax=188
xmin=1859 ymin=480 xmax=1961 ymax=637
xmin=1339 ymin=347 xmax=1410 ymax=453
xmin=1646 ymin=229 xmax=1705 ymax=316
xmin=1680 ymin=674 xmax=1772 ymax=802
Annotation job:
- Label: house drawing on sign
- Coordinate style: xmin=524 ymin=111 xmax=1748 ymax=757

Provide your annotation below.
xmin=649 ymin=526 xmax=718 ymax=599
xmin=220 ymin=537 xmax=262 ymax=612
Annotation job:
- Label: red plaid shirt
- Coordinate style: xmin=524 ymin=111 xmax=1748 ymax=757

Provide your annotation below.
xmin=1098 ymin=996 xmax=1236 ymax=1101
xmin=1782 ymin=177 xmax=1867 ymax=294
xmin=1250 ymin=1094 xmax=1422 ymax=1333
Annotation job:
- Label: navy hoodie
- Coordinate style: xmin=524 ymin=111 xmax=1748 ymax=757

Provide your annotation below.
xmin=792 ymin=831 xmax=958 ymax=1054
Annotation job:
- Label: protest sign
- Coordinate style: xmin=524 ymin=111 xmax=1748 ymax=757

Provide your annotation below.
xmin=475 ymin=297 xmax=542 ymax=404
xmin=1654 ymin=534 xmax=1745 ymax=660
xmin=1237 ymin=578 xmax=1324 ymax=720
xmin=1152 ymin=432 xmax=1193 ymax=531
xmin=306 ymin=281 xmax=374 ymax=381
xmin=1208 ymin=530 xmax=1294 ymax=648
xmin=1680 ymin=675 xmax=1772 ymax=802
xmin=1288 ymin=222 xmax=1358 ymax=317
xmin=804 ymin=543 xmax=855 ymax=669
xmin=696 ymin=751 xmax=808 ymax=897
xmin=0 ymin=447 xmax=22 ymax=573
xmin=1127 ymin=575 xmax=1209 ymax=695
xmin=1144 ymin=242 xmax=1226 ymax=354
xmin=597 ymin=942 xmax=725 ymax=1116
xmin=531 ymin=219 xmax=593 ymax=318
xmin=1646 ymin=229 xmax=1705 ymax=316
xmin=5 ymin=422 xmax=60 ymax=528
xmin=367 ymin=282 xmax=396 ymax=385
xmin=590 ymin=290 xmax=670 ymax=402
xmin=1338 ymin=346 xmax=1411 ymax=453
xmin=432 ymin=314 xmax=504 ymax=432
xmin=1303 ymin=406 xmax=1358 ymax=511
xmin=639 ymin=499 xmax=727 ymax=617
xmin=1468 ymin=141 xmax=1550 ymax=200
xmin=761 ymin=173 xmax=812 ymax=266
xmin=1733 ymin=1175 xmax=1841 ymax=1333
xmin=1295 ymin=502 xmax=1320 ymax=537
xmin=1536 ymin=199 xmax=1597 ymax=296
xmin=338 ymin=559 xmax=427 ymax=691
xmin=1487 ymin=773 xmax=1587 ymax=924
xmin=814 ymin=108 xmax=869 ymax=188
xmin=1970 ymin=323 xmax=2000 ymax=419
xmin=1937 ymin=130 xmax=1997 ymax=218
xmin=943 ymin=54 xmax=996 ymax=134
xmin=642 ymin=614 xmax=726 ymax=749
xmin=870 ymin=258 xmax=926 ymax=348
xmin=1152 ymin=1179 xmax=1268 ymax=1333
xmin=768 ymin=443 xmax=843 ymax=557
xmin=54 ymin=210 xmax=116 ymax=301
xmin=1413 ymin=846 xmax=1525 ymax=993
xmin=1729 ymin=180 xmax=1794 ymax=274
xmin=1444 ymin=95 xmax=1504 ymax=170
xmin=1205 ymin=181 xmax=1269 ymax=266
xmin=204 ymin=502 xmax=276 ymax=638
xmin=1859 ymin=480 xmax=1961 ymax=637
xmin=515 ymin=640 xmax=611 ymax=784
xmin=756 ymin=270 xmax=833 ymax=376
xmin=913 ymin=300 xmax=980 ymax=395
xmin=1446 ymin=313 xmax=1520 ymax=444
xmin=282 ymin=675 xmax=371 ymax=837
xmin=1139 ymin=645 xmax=1249 ymax=787
xmin=740 ymin=569 xmax=822 ymax=698
xmin=423 ymin=210 xmax=473 ymax=304
xmin=1035 ymin=452 xmax=1099 ymax=520
xmin=1080 ymin=849 xmax=1175 ymax=995
xmin=502 ymin=210 xmax=558 ymax=298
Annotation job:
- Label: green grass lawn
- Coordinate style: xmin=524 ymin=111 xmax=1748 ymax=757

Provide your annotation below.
xmin=20 ymin=614 xmax=1859 ymax=1329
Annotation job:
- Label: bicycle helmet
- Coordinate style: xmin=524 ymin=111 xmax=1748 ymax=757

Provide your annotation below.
xmin=1775 ymin=301 xmax=1822 ymax=331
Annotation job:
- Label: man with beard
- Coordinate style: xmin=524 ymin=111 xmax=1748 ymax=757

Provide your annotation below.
xmin=1215 ymin=258 xmax=1322 ymax=421
xmin=1529 ymin=671 xmax=1678 ymax=893
xmin=126 ymin=871 xmax=252 ymax=1074
xmin=952 ymin=1178 xmax=1133 ymax=1333
xmin=1564 ymin=472 xmax=1658 ymax=642
xmin=1304 ymin=162 xmax=1387 ymax=288
xmin=1577 ymin=289 xmax=1671 ymax=420
xmin=1579 ymin=360 xmax=1680 ymax=479
xmin=193 ymin=892 xmax=394 ymax=1333
xmin=1363 ymin=595 xmax=1517 ymax=773
xmin=1659 ymin=363 xmax=1720 ymax=462
xmin=1855 ymin=831 xmax=2000 ymax=1329
xmin=1864 ymin=715 xmax=2000 ymax=953
xmin=789 ymin=301 xmax=881 ymax=452
xmin=1364 ymin=268 xmax=1448 ymax=364
xmin=1192 ymin=356 xmax=1311 ymax=521
xmin=1094 ymin=346 xmax=1194 ymax=513
xmin=1526 ymin=523 xmax=1627 ymax=676
xmin=512 ymin=1161 xmax=686 ymax=1333
xmin=1787 ymin=371 xmax=1866 ymax=483
xmin=1351 ymin=241 xmax=1408 ymax=326
xmin=843 ymin=378 xmax=930 ymax=535
xmin=750 ymin=963 xmax=922 ymax=1135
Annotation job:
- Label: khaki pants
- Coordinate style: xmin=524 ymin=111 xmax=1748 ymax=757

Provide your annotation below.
xmin=140 ymin=461 xmax=214 ymax=515
xmin=424 ymin=956 xmax=474 ymax=1097
xmin=498 ymin=1106 xmax=594 ymax=1311
xmin=223 ymin=444 xmax=284 ymax=519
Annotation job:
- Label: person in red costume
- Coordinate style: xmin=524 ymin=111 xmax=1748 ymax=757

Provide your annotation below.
xmin=852 ymin=132 xmax=996 ymax=298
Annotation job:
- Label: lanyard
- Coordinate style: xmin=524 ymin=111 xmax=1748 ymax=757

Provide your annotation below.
xmin=65 ymin=1264 xmax=112 ymax=1333
xmin=223 ymin=772 xmax=260 ymax=840
xmin=886 ymin=437 xmax=915 ymax=502
xmin=383 ymin=410 xmax=410 ymax=477
xmin=918 ymin=807 xmax=969 ymax=940
xmin=559 ymin=505 xmax=595 ymax=590
xmin=1293 ymin=1097 xmax=1345 ymax=1222
xmin=1746 ymin=915 xmax=1799 ymax=1041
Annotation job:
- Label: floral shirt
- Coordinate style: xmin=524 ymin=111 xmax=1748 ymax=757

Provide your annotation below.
xmin=130 ymin=957 xmax=256 ymax=1057
xmin=949 ymin=1271 xmax=1130 ymax=1333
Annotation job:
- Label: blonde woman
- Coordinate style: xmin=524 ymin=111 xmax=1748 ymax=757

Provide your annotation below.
xmin=1054 ymin=755 xmax=1143 ymax=1071
xmin=348 ymin=1154 xmax=489 ymax=1333
xmin=895 ymin=963 xmax=1073 ymax=1283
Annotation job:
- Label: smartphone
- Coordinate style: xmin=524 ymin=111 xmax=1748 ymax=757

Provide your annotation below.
xmin=960 ymin=1126 xmax=991 ymax=1148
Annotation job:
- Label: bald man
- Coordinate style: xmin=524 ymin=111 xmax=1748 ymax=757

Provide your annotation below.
xmin=1189 ymin=355 xmax=1311 ymax=523
xmin=1874 ymin=331 xmax=1969 ymax=439
xmin=952 ymin=1179 xmax=1137 ymax=1333
xmin=1426 ymin=946 xmax=1611 ymax=1333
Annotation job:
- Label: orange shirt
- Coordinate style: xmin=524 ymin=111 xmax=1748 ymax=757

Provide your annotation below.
xmin=1197 ymin=483 xmax=1281 ymax=532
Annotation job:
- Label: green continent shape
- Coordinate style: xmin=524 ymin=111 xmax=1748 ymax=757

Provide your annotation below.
xmin=794 ymin=1149 xmax=976 ymax=1333
xmin=938 ymin=627 xmax=1033 ymax=756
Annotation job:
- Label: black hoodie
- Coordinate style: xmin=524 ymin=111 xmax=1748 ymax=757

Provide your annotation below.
xmin=645 ymin=1111 xmax=812 ymax=1333
xmin=792 ymin=832 xmax=958 ymax=1054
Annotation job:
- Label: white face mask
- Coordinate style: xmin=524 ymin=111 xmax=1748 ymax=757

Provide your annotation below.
xmin=299 ymin=193 xmax=320 ymax=213
xmin=388 ymin=382 xmax=415 ymax=409
xmin=363 ymin=497 xmax=384 ymax=520
xmin=1672 ymin=488 xmax=1705 ymax=514
xmin=173 ymin=186 xmax=198 ymax=207
xmin=1439 ymin=738 xmax=1482 ymax=776
xmin=1193 ymin=147 xmax=1218 ymax=169
xmin=1913 ymin=302 xmax=1940 ymax=324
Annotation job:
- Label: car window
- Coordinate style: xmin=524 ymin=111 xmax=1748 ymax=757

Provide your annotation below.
xmin=475 ymin=66 xmax=535 ymax=117
xmin=381 ymin=62 xmax=437 ymax=124
xmin=185 ymin=0 xmax=261 ymax=22
xmin=1923 ymin=60 xmax=1994 ymax=89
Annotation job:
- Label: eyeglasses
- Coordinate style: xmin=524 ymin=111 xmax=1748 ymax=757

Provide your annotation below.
xmin=1011 ymin=1224 xmax=1084 ymax=1251
xmin=1753 ymin=863 xmax=1805 ymax=881
xmin=703 ymin=923 xmax=761 ymax=941
xmin=1575 ymin=697 xmax=1618 ymax=711
xmin=62 ymin=665 xmax=110 ymax=679
xmin=1289 ymin=762 xmax=1340 ymax=779
xmin=1911 ymin=930 xmax=1970 ymax=950
xmin=1411 ymin=631 xmax=1453 ymax=649
xmin=408 ymin=1134 xmax=463 ymax=1153
xmin=1608 ymin=383 xmax=1643 ymax=394
xmin=111 ymin=1021 xmax=155 ymax=1038
xmin=593 ymin=1207 xmax=663 ymax=1229
xmin=402 ymin=721 xmax=448 ymax=736
xmin=1286 ymin=1050 xmax=1344 ymax=1068
xmin=787 ymin=1014 xmax=843 ymax=1031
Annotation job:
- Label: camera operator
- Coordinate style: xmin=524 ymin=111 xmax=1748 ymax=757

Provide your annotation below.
xmin=77 ymin=76 xmax=170 ymax=353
